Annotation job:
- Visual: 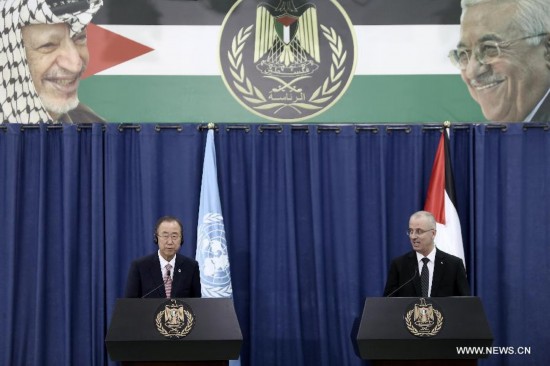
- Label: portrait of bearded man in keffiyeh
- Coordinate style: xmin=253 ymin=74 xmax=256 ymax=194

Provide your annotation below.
xmin=0 ymin=0 xmax=104 ymax=123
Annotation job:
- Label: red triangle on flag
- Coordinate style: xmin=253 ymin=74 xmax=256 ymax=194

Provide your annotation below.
xmin=424 ymin=133 xmax=446 ymax=224
xmin=82 ymin=23 xmax=154 ymax=79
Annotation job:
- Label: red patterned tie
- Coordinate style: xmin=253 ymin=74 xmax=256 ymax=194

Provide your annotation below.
xmin=164 ymin=264 xmax=172 ymax=298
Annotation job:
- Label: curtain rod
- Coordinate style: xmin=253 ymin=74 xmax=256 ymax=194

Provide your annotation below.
xmin=0 ymin=123 xmax=530 ymax=134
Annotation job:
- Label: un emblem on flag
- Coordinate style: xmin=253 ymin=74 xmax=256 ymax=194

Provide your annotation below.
xmin=219 ymin=0 xmax=356 ymax=122
xmin=197 ymin=213 xmax=233 ymax=297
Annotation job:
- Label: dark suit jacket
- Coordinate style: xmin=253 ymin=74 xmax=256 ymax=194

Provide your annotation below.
xmin=532 ymin=91 xmax=550 ymax=122
xmin=124 ymin=253 xmax=201 ymax=298
xmin=383 ymin=249 xmax=470 ymax=297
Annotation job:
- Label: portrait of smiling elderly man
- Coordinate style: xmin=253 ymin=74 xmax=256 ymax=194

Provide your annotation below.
xmin=0 ymin=0 xmax=104 ymax=124
xmin=450 ymin=0 xmax=550 ymax=122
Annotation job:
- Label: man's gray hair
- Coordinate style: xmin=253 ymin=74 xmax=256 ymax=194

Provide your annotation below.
xmin=461 ymin=0 xmax=550 ymax=46
xmin=410 ymin=211 xmax=437 ymax=229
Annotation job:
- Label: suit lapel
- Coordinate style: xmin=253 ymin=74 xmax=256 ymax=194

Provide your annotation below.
xmin=171 ymin=254 xmax=183 ymax=298
xmin=147 ymin=255 xmax=166 ymax=298
xmin=431 ymin=250 xmax=445 ymax=296
xmin=532 ymin=93 xmax=550 ymax=122
xmin=408 ymin=252 xmax=422 ymax=297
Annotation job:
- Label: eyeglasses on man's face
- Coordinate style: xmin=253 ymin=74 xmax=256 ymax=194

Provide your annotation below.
xmin=448 ymin=33 xmax=548 ymax=70
xmin=406 ymin=228 xmax=434 ymax=237
xmin=157 ymin=233 xmax=181 ymax=241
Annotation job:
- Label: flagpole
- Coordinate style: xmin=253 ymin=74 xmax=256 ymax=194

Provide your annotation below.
xmin=195 ymin=125 xmax=241 ymax=365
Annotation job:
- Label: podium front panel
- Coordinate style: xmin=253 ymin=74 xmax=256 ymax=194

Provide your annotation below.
xmin=356 ymin=297 xmax=493 ymax=360
xmin=106 ymin=298 xmax=242 ymax=361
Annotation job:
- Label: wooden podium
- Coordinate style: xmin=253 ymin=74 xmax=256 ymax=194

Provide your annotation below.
xmin=355 ymin=297 xmax=493 ymax=365
xmin=106 ymin=298 xmax=242 ymax=366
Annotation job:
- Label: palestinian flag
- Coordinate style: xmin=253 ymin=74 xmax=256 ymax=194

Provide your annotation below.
xmin=81 ymin=0 xmax=484 ymax=123
xmin=424 ymin=129 xmax=466 ymax=265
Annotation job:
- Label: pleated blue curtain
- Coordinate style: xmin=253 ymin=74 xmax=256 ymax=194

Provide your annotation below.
xmin=1 ymin=123 xmax=549 ymax=366
xmin=0 ymin=124 xmax=106 ymax=365
xmin=474 ymin=124 xmax=550 ymax=366
xmin=102 ymin=124 xmax=205 ymax=329
xmin=214 ymin=125 xmax=472 ymax=365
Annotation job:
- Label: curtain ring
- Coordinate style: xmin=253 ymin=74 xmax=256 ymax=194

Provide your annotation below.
xmin=118 ymin=124 xmax=141 ymax=132
xmin=258 ymin=124 xmax=283 ymax=133
xmin=317 ymin=126 xmax=341 ymax=134
xmin=155 ymin=124 xmax=183 ymax=132
xmin=355 ymin=125 xmax=379 ymax=134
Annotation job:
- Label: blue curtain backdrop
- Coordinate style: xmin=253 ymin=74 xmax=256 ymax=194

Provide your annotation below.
xmin=0 ymin=123 xmax=549 ymax=366
xmin=0 ymin=124 xmax=106 ymax=364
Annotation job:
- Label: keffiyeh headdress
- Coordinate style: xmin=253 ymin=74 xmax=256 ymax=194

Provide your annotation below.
xmin=0 ymin=0 xmax=102 ymax=123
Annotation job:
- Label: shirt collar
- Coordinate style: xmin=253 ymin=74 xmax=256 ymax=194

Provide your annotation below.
xmin=416 ymin=247 xmax=436 ymax=263
xmin=157 ymin=250 xmax=176 ymax=270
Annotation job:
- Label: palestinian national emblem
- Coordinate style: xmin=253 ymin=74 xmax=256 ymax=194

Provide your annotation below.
xmin=404 ymin=298 xmax=444 ymax=337
xmin=219 ymin=0 xmax=357 ymax=121
xmin=155 ymin=299 xmax=195 ymax=338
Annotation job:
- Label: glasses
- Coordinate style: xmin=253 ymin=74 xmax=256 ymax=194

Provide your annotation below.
xmin=448 ymin=33 xmax=548 ymax=70
xmin=157 ymin=233 xmax=181 ymax=241
xmin=406 ymin=228 xmax=434 ymax=237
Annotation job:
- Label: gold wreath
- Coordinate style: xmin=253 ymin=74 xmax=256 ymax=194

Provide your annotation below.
xmin=308 ymin=25 xmax=347 ymax=105
xmin=226 ymin=24 xmax=347 ymax=114
xmin=156 ymin=310 xmax=195 ymax=338
xmin=405 ymin=309 xmax=443 ymax=337
xmin=227 ymin=25 xmax=267 ymax=105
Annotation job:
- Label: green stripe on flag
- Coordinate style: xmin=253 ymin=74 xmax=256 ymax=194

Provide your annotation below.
xmin=80 ymin=75 xmax=484 ymax=123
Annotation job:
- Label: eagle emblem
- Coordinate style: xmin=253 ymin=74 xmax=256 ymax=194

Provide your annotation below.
xmin=254 ymin=0 xmax=319 ymax=76
xmin=155 ymin=299 xmax=195 ymax=338
xmin=219 ymin=0 xmax=356 ymax=121
xmin=404 ymin=298 xmax=444 ymax=337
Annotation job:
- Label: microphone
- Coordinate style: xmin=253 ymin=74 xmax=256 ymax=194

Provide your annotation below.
xmin=141 ymin=269 xmax=170 ymax=299
xmin=386 ymin=267 xmax=418 ymax=297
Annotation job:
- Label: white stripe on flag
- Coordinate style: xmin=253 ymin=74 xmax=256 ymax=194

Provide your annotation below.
xmin=95 ymin=24 xmax=461 ymax=76
xmin=435 ymin=191 xmax=466 ymax=265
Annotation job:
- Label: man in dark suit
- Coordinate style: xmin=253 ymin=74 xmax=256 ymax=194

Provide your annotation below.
xmin=383 ymin=211 xmax=470 ymax=297
xmin=125 ymin=216 xmax=201 ymax=298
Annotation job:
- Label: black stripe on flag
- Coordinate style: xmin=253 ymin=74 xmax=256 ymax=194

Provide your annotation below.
xmin=94 ymin=0 xmax=461 ymax=26
xmin=443 ymin=130 xmax=459 ymax=208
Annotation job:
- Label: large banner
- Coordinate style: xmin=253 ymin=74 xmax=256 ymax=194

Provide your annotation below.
xmin=79 ymin=0 xmax=484 ymax=123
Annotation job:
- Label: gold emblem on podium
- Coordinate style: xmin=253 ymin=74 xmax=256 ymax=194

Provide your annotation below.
xmin=155 ymin=299 xmax=195 ymax=338
xmin=404 ymin=298 xmax=443 ymax=337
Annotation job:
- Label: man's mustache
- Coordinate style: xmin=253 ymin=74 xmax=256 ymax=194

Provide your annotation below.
xmin=43 ymin=64 xmax=87 ymax=80
xmin=469 ymin=74 xmax=503 ymax=88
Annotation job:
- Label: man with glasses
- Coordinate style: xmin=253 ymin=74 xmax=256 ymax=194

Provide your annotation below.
xmin=125 ymin=216 xmax=201 ymax=298
xmin=383 ymin=211 xmax=470 ymax=297
xmin=449 ymin=0 xmax=550 ymax=122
